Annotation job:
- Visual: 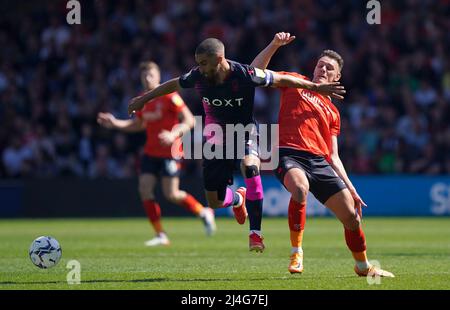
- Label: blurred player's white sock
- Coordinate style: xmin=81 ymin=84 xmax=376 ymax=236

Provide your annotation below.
xmin=158 ymin=232 xmax=168 ymax=238
xmin=199 ymin=208 xmax=207 ymax=218
xmin=200 ymin=207 xmax=216 ymax=236
xmin=355 ymin=260 xmax=371 ymax=271
xmin=291 ymin=247 xmax=303 ymax=255
xmin=250 ymin=230 xmax=261 ymax=236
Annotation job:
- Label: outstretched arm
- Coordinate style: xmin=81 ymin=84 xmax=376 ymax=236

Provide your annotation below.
xmin=251 ymin=32 xmax=296 ymax=70
xmin=271 ymin=72 xmax=346 ymax=100
xmin=329 ymin=135 xmax=367 ymax=217
xmin=253 ymin=32 xmax=345 ymax=99
xmin=127 ymin=78 xmax=181 ymax=116
xmin=97 ymin=112 xmax=145 ymax=132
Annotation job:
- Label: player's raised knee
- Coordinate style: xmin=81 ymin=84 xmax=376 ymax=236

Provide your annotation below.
xmin=291 ymin=183 xmax=308 ymax=202
xmin=244 ymin=164 xmax=260 ymax=178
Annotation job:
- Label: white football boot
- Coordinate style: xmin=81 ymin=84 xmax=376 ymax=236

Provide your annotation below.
xmin=145 ymin=233 xmax=170 ymax=246
xmin=201 ymin=207 xmax=217 ymax=236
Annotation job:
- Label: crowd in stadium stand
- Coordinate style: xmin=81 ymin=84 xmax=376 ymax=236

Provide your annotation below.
xmin=0 ymin=0 xmax=449 ymax=178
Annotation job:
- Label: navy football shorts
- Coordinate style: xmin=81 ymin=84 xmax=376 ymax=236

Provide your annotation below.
xmin=202 ymin=138 xmax=259 ymax=193
xmin=141 ymin=155 xmax=180 ymax=177
xmin=274 ymin=147 xmax=346 ymax=204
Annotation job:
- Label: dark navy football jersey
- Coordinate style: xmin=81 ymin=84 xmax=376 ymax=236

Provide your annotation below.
xmin=179 ymin=60 xmax=273 ymax=127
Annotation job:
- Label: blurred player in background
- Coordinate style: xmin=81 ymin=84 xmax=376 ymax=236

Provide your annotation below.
xmin=128 ymin=38 xmax=344 ymax=252
xmin=98 ymin=61 xmax=216 ymax=246
xmin=252 ymin=32 xmax=394 ymax=277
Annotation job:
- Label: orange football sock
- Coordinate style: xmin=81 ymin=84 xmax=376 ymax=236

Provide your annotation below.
xmin=290 ymin=230 xmax=304 ymax=248
xmin=152 ymin=221 xmax=163 ymax=234
xmin=352 ymin=250 xmax=368 ymax=262
xmin=180 ymin=194 xmax=204 ymax=215
xmin=288 ymin=199 xmax=306 ymax=249
xmin=345 ymin=227 xmax=370 ymax=269
xmin=344 ymin=227 xmax=367 ymax=253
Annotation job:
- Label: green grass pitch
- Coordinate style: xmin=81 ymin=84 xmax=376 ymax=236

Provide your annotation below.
xmin=0 ymin=217 xmax=449 ymax=290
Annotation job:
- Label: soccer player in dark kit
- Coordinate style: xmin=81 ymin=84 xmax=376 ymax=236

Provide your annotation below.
xmin=128 ymin=38 xmax=345 ymax=252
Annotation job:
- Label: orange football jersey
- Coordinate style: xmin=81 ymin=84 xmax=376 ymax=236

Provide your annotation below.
xmin=136 ymin=92 xmax=185 ymax=158
xmin=277 ymin=72 xmax=341 ymax=161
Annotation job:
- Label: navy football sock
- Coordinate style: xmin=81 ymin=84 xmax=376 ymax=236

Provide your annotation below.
xmin=247 ymin=199 xmax=263 ymax=231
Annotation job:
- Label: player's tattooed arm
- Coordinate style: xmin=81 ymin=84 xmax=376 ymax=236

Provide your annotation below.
xmin=271 ymin=73 xmax=346 ymax=100
xmin=128 ymin=78 xmax=181 ymax=116
xmin=251 ymin=32 xmax=296 ymax=70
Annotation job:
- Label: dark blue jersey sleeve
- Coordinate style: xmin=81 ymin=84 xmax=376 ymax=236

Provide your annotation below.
xmin=179 ymin=67 xmax=200 ymax=88
xmin=241 ymin=64 xmax=274 ymax=87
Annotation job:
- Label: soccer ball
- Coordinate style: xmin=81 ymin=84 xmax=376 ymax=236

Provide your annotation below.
xmin=29 ymin=236 xmax=62 ymax=269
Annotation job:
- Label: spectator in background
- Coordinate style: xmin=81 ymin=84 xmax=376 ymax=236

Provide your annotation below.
xmin=0 ymin=0 xmax=448 ymax=178
xmin=78 ymin=123 xmax=95 ymax=174
xmin=2 ymin=135 xmax=34 ymax=178
xmin=88 ymin=144 xmax=119 ymax=178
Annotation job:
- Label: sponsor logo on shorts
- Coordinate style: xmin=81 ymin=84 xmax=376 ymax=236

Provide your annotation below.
xmin=166 ymin=160 xmax=178 ymax=175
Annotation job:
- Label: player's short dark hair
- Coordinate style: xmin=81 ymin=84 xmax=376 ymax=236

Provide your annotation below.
xmin=139 ymin=61 xmax=160 ymax=73
xmin=195 ymin=38 xmax=225 ymax=56
xmin=319 ymin=50 xmax=344 ymax=71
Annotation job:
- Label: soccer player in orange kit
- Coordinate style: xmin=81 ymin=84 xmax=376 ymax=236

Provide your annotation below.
xmin=98 ymin=61 xmax=216 ymax=246
xmin=251 ymin=33 xmax=394 ymax=277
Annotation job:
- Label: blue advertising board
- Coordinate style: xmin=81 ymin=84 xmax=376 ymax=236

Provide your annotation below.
xmin=0 ymin=176 xmax=449 ymax=217
xmin=215 ymin=175 xmax=450 ymax=217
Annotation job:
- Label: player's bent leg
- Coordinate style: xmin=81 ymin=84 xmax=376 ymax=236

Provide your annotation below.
xmin=162 ymin=176 xmax=216 ymax=236
xmin=161 ymin=176 xmax=185 ymax=203
xmin=139 ymin=174 xmax=170 ymax=246
xmin=325 ymin=189 xmax=394 ymax=277
xmin=205 ymin=188 xmax=247 ymax=224
xmin=283 ymin=168 xmax=309 ymax=203
xmin=283 ymin=168 xmax=309 ymax=273
xmin=205 ymin=190 xmax=222 ymax=209
xmin=241 ymin=156 xmax=265 ymax=252
xmin=162 ymin=176 xmax=201 ymax=213
xmin=324 ymin=188 xmax=360 ymax=228
xmin=202 ymin=158 xmax=246 ymax=223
